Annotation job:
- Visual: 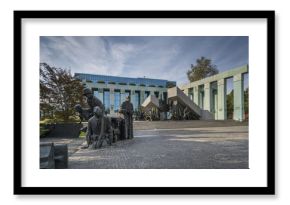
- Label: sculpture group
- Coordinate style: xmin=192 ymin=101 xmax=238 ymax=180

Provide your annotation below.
xmin=75 ymin=88 xmax=134 ymax=149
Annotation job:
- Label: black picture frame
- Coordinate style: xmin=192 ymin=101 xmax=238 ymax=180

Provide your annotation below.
xmin=14 ymin=10 xmax=275 ymax=195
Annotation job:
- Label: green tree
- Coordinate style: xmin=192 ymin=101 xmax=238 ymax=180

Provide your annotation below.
xmin=40 ymin=63 xmax=84 ymax=122
xmin=226 ymin=90 xmax=234 ymax=119
xmin=187 ymin=56 xmax=219 ymax=82
xmin=244 ymin=87 xmax=249 ymax=119
xmin=226 ymin=88 xmax=249 ymax=120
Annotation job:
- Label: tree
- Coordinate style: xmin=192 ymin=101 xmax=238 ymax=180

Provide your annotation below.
xmin=226 ymin=88 xmax=249 ymax=120
xmin=187 ymin=57 xmax=219 ymax=82
xmin=244 ymin=87 xmax=249 ymax=119
xmin=40 ymin=63 xmax=84 ymax=121
xmin=226 ymin=90 xmax=234 ymax=119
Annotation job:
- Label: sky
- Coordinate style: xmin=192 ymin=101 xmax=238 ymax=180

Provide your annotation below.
xmin=40 ymin=36 xmax=248 ymax=86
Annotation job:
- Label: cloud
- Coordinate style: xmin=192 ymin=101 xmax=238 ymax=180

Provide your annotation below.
xmin=40 ymin=36 xmax=248 ymax=84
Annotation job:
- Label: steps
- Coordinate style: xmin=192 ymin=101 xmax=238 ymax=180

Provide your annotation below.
xmin=167 ymin=87 xmax=202 ymax=117
xmin=141 ymin=95 xmax=159 ymax=110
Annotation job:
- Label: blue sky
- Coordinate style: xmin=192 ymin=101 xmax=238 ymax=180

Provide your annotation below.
xmin=40 ymin=36 xmax=248 ymax=86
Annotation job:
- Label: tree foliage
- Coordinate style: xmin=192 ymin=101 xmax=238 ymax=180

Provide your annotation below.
xmin=226 ymin=90 xmax=234 ymax=119
xmin=40 ymin=63 xmax=84 ymax=121
xmin=187 ymin=57 xmax=219 ymax=82
xmin=226 ymin=88 xmax=249 ymax=120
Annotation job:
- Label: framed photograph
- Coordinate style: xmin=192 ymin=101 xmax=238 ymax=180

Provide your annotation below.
xmin=14 ymin=10 xmax=275 ymax=195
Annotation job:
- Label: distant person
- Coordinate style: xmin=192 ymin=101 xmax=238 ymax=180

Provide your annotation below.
xmin=120 ymin=96 xmax=134 ymax=139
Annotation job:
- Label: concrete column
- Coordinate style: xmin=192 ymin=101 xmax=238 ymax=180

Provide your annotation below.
xmin=233 ymin=73 xmax=244 ymax=121
xmin=183 ymin=88 xmax=189 ymax=96
xmin=193 ymin=86 xmax=199 ymax=105
xmin=110 ymin=88 xmax=114 ymax=114
xmin=217 ymin=79 xmax=226 ymax=120
xmin=140 ymin=90 xmax=145 ymax=105
xmin=158 ymin=91 xmax=162 ymax=100
xmin=204 ymin=83 xmax=211 ymax=111
xmin=131 ymin=90 xmax=136 ymax=110
xmin=98 ymin=88 xmax=103 ymax=104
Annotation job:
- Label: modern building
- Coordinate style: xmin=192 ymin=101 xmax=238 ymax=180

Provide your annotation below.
xmin=180 ymin=65 xmax=248 ymax=121
xmin=74 ymin=73 xmax=176 ymax=114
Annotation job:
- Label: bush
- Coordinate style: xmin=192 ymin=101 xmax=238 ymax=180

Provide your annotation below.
xmin=40 ymin=118 xmax=55 ymax=125
xmin=40 ymin=118 xmax=56 ymax=137
xmin=79 ymin=131 xmax=86 ymax=138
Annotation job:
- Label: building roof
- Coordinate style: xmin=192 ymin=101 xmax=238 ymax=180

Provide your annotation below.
xmin=74 ymin=73 xmax=176 ymax=87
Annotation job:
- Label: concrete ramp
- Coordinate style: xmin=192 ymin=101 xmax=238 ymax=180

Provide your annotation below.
xmin=141 ymin=95 xmax=159 ymax=110
xmin=168 ymin=87 xmax=201 ymax=117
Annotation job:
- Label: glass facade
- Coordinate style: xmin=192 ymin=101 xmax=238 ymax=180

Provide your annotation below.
xmin=145 ymin=91 xmax=150 ymax=99
xmin=75 ymin=73 xmax=176 ymax=88
xmin=134 ymin=91 xmax=140 ymax=110
xmin=154 ymin=91 xmax=159 ymax=99
xmin=120 ymin=91 xmax=130 ymax=105
xmin=93 ymin=90 xmax=99 ymax=98
xmin=103 ymin=90 xmax=110 ymax=111
xmin=188 ymin=88 xmax=193 ymax=101
xmin=79 ymin=74 xmax=174 ymax=114
xmin=114 ymin=91 xmax=121 ymax=112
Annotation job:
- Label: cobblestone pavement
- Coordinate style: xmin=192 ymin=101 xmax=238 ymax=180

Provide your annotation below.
xmin=68 ymin=125 xmax=248 ymax=169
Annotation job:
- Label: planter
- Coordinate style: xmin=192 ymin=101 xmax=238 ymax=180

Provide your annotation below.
xmin=46 ymin=123 xmax=82 ymax=138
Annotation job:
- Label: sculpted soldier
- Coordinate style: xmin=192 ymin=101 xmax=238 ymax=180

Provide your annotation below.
xmin=83 ymin=88 xmax=105 ymax=114
xmin=75 ymin=88 xmax=105 ymax=134
xmin=74 ymin=104 xmax=91 ymax=122
xmin=120 ymin=96 xmax=134 ymax=139
xmin=84 ymin=106 xmax=113 ymax=149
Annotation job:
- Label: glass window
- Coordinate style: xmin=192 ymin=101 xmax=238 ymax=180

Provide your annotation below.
xmin=154 ymin=91 xmax=159 ymax=98
xmin=103 ymin=90 xmax=110 ymax=111
xmin=134 ymin=91 xmax=140 ymax=110
xmin=93 ymin=90 xmax=99 ymax=98
xmin=114 ymin=91 xmax=121 ymax=112
xmin=145 ymin=91 xmax=150 ymax=99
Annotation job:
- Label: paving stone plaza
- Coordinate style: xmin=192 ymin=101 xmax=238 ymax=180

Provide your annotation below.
xmin=41 ymin=120 xmax=248 ymax=169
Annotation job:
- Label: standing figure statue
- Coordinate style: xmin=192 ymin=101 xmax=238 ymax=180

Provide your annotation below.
xmin=85 ymin=106 xmax=113 ymax=149
xmin=119 ymin=96 xmax=134 ymax=139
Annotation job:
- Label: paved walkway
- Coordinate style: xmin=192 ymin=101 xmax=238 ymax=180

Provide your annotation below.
xmin=68 ymin=125 xmax=248 ymax=169
xmin=40 ymin=137 xmax=84 ymax=157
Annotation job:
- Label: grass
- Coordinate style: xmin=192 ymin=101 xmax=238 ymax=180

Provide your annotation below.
xmin=79 ymin=131 xmax=86 ymax=138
